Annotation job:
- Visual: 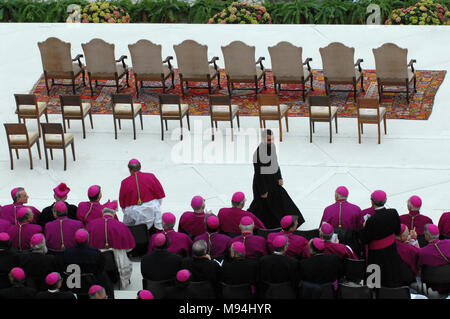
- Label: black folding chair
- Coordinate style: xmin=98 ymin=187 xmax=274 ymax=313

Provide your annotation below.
xmin=293 ymin=229 xmax=320 ymax=241
xmin=343 ymin=258 xmax=366 ymax=284
xmin=221 ymin=282 xmax=255 ymax=299
xmin=127 ymin=224 xmax=150 ymax=258
xmin=298 ymin=281 xmax=336 ymax=299
xmin=337 ymin=282 xmax=373 ymax=299
xmin=263 ymin=281 xmax=297 ymax=299
xmin=142 ymin=278 xmax=174 ymax=299
xmin=376 ymin=286 xmax=411 ymax=299
xmin=256 ymin=228 xmax=282 ymax=240
xmin=189 ymin=281 xmax=217 ymax=299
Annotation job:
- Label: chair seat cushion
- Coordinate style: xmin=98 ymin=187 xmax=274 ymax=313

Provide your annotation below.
xmin=17 ymin=102 xmax=47 ymax=116
xmin=44 ymin=133 xmax=74 ymax=147
xmin=114 ymin=103 xmax=142 ymax=116
xmin=9 ymin=132 xmax=39 ymax=147
xmin=161 ymin=104 xmax=189 ymax=117
xmin=212 ymin=104 xmax=239 ymax=118
xmin=378 ymin=69 xmax=415 ymax=84
xmin=63 ymin=102 xmax=91 ymax=117
xmin=327 ymin=68 xmax=362 ymax=82
xmin=89 ymin=63 xmax=128 ymax=79
xmin=229 ymin=67 xmax=265 ymax=81
xmin=182 ymin=65 xmax=218 ymax=80
xmin=275 ymin=66 xmax=311 ymax=82
xmin=135 ymin=65 xmax=172 ymax=80
xmin=359 ymin=107 xmax=386 ymax=121
xmin=260 ymin=104 xmax=288 ymax=117
xmin=310 ymin=106 xmax=338 ymax=119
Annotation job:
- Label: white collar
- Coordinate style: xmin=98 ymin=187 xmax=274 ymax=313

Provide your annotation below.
xmin=374 ymin=206 xmax=385 ymax=210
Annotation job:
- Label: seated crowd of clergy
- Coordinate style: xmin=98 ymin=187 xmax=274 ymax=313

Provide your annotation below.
xmin=0 ymin=179 xmax=449 ymax=299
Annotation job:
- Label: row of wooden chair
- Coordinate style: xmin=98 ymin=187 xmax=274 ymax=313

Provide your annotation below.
xmin=38 ymin=38 xmax=417 ymax=102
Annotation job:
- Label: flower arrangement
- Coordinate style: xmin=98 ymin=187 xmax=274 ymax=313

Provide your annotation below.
xmin=207 ymin=1 xmax=272 ymax=24
xmin=80 ymin=1 xmax=131 ymax=23
xmin=385 ymin=0 xmax=450 ymax=25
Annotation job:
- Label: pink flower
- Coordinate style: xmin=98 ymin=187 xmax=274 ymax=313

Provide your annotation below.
xmin=105 ymin=13 xmax=111 ymax=19
xmin=108 ymin=18 xmax=116 ymax=23
xmin=82 ymin=17 xmax=89 ymax=23
xmin=257 ymin=14 xmax=262 ymax=20
xmin=114 ymin=10 xmax=120 ymax=18
xmin=220 ymin=20 xmax=226 ymax=24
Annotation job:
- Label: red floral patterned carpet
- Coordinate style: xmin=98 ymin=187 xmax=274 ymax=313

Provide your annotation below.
xmin=30 ymin=69 xmax=446 ymax=120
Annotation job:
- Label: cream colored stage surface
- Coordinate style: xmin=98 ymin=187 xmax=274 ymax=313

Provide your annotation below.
xmin=0 ymin=23 xmax=449 ymax=297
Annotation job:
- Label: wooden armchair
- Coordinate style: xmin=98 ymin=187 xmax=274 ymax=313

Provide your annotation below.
xmin=221 ymin=41 xmax=266 ymax=96
xmin=373 ymin=43 xmax=417 ymax=103
xmin=208 ymin=95 xmax=240 ymax=141
xmin=81 ymin=38 xmax=130 ymax=96
xmin=173 ymin=40 xmax=220 ymax=98
xmin=41 ymin=123 xmax=75 ymax=171
xmin=38 ymin=37 xmax=86 ymax=94
xmin=268 ymin=41 xmax=314 ymax=101
xmin=158 ymin=94 xmax=190 ymax=141
xmin=14 ymin=94 xmax=48 ymax=137
xmin=308 ymin=96 xmax=338 ymax=143
xmin=319 ymin=42 xmax=364 ymax=101
xmin=257 ymin=94 xmax=289 ymax=142
xmin=4 ymin=123 xmax=41 ymax=170
xmin=356 ymin=98 xmax=387 ymax=144
xmin=128 ymin=40 xmax=174 ymax=97
xmin=111 ymin=94 xmax=143 ymax=140
xmin=59 ymin=95 xmax=93 ymax=139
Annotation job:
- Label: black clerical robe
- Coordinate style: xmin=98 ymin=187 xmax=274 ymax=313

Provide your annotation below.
xmin=360 ymin=207 xmax=402 ymax=288
xmin=248 ymin=143 xmax=304 ymax=229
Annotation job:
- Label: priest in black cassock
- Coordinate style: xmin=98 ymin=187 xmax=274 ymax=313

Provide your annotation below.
xmin=360 ymin=190 xmax=402 ymax=288
xmin=248 ymin=129 xmax=304 ymax=229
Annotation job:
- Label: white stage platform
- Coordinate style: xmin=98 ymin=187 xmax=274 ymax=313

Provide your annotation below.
xmin=0 ymin=23 xmax=449 ymax=297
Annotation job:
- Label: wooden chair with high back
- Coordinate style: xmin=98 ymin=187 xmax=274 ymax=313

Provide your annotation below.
xmin=128 ymin=40 xmax=175 ymax=97
xmin=208 ymin=95 xmax=240 ymax=141
xmin=257 ymin=94 xmax=289 ymax=142
xmin=4 ymin=123 xmax=41 ymax=170
xmin=268 ymin=41 xmax=314 ymax=101
xmin=319 ymin=42 xmax=364 ymax=101
xmin=111 ymin=94 xmax=143 ymax=140
xmin=81 ymin=38 xmax=130 ymax=96
xmin=14 ymin=94 xmax=49 ymax=137
xmin=373 ymin=43 xmax=417 ymax=104
xmin=356 ymin=97 xmax=387 ymax=144
xmin=173 ymin=40 xmax=220 ymax=98
xmin=221 ymin=41 xmax=266 ymax=96
xmin=158 ymin=94 xmax=190 ymax=141
xmin=308 ymin=95 xmax=338 ymax=143
xmin=37 ymin=37 xmax=86 ymax=94
xmin=59 ymin=95 xmax=93 ymax=139
xmin=41 ymin=123 xmax=75 ymax=171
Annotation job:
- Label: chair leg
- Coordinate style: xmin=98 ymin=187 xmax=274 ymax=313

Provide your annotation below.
xmin=263 ymin=120 xmax=266 ymax=129
xmin=165 ymin=120 xmax=168 ymax=131
xmin=236 ymin=114 xmax=240 ymax=131
xmin=259 ymin=117 xmax=262 ymax=129
xmin=160 ymin=117 xmax=164 ymax=141
xmin=384 ymin=116 xmax=387 ymax=134
xmin=118 ymin=119 xmax=121 ymax=130
xmin=187 ymin=113 xmax=190 ymax=131
xmin=82 ymin=118 xmax=86 ymax=139
xmin=312 ymin=121 xmax=315 ymax=133
xmin=230 ymin=119 xmax=234 ymax=142
xmin=140 ymin=111 xmax=143 ymax=130
xmin=414 ymin=75 xmax=417 ymax=93
xmin=67 ymin=119 xmax=71 ymax=129
xmin=62 ymin=117 xmax=67 ymax=133
xmin=360 ymin=123 xmax=364 ymax=134
xmin=302 ymin=79 xmax=306 ymax=102
xmin=28 ymin=147 xmax=33 ymax=170
xmin=215 ymin=121 xmax=218 ymax=131
xmin=9 ymin=149 xmax=14 ymax=170
xmin=329 ymin=121 xmax=332 ymax=143
xmin=113 ymin=117 xmax=118 ymax=140
xmin=378 ymin=123 xmax=381 ymax=144
xmin=406 ymin=80 xmax=410 ymax=104
xmin=45 ymin=110 xmax=49 ymax=123
xmin=36 ymin=140 xmax=41 ymax=159
xmin=50 ymin=149 xmax=53 ymax=160
xmin=71 ymin=142 xmax=76 ymax=161
xmin=285 ymin=116 xmax=289 ymax=132
xmin=353 ymin=78 xmax=357 ymax=102
xmin=358 ymin=121 xmax=361 ymax=144
xmin=44 ymin=147 xmax=49 ymax=169
xmin=89 ymin=111 xmax=94 ymax=129
xmin=132 ymin=118 xmax=136 ymax=140
xmin=37 ymin=118 xmax=41 ymax=138
xmin=15 ymin=149 xmax=19 ymax=159
xmin=279 ymin=119 xmax=283 ymax=142
xmin=335 ymin=116 xmax=338 ymax=133
xmin=211 ymin=118 xmax=214 ymax=141
xmin=309 ymin=120 xmax=313 ymax=143
xmin=180 ymin=117 xmax=183 ymax=141
xmin=63 ymin=148 xmax=67 ymax=171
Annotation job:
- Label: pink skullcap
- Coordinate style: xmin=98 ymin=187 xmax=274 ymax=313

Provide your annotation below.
xmin=336 ymin=186 xmax=349 ymax=197
xmin=400 ymin=224 xmax=407 ymax=234
xmin=231 ymin=241 xmax=246 ymax=254
xmin=176 ymin=269 xmax=190 ymax=282
xmin=88 ymin=285 xmax=104 ymax=295
xmin=11 ymin=267 xmax=25 ymax=281
xmin=88 ymin=185 xmax=100 ymax=198
xmin=162 ymin=212 xmax=176 ymax=225
xmin=191 ymin=196 xmax=204 ymax=209
xmin=280 ymin=215 xmax=293 ymax=228
xmin=206 ymin=215 xmax=219 ymax=229
xmin=54 ymin=201 xmax=67 ymax=213
xmin=153 ymin=233 xmax=166 ymax=247
xmin=103 ymin=200 xmax=118 ymax=211
xmin=232 ymin=192 xmax=245 ymax=202
xmin=427 ymin=224 xmax=439 ymax=236
xmin=240 ymin=216 xmax=254 ymax=226
xmin=320 ymin=222 xmax=334 ymax=235
xmin=371 ymin=190 xmax=387 ymax=202
xmin=45 ymin=272 xmax=60 ymax=286
xmin=75 ymin=229 xmax=89 ymax=243
xmin=16 ymin=207 xmax=29 ymax=219
xmin=272 ymin=235 xmax=287 ymax=248
xmin=313 ymin=238 xmax=325 ymax=251
xmin=128 ymin=159 xmax=140 ymax=165
xmin=0 ymin=233 xmax=10 ymax=242
xmin=11 ymin=187 xmax=20 ymax=199
xmin=409 ymin=196 xmax=422 ymax=208
xmin=138 ymin=290 xmax=154 ymax=299
xmin=30 ymin=233 xmax=44 ymax=246
xmin=53 ymin=183 xmax=70 ymax=198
